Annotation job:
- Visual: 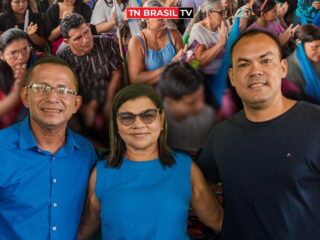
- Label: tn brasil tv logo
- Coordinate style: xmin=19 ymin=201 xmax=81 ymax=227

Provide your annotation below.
xmin=126 ymin=7 xmax=194 ymax=19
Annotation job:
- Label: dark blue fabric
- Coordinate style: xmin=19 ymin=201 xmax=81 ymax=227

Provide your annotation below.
xmin=96 ymin=152 xmax=192 ymax=240
xmin=197 ymin=101 xmax=320 ymax=240
xmin=0 ymin=117 xmax=97 ymax=240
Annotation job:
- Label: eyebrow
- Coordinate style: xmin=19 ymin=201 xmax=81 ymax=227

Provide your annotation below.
xmin=236 ymin=51 xmax=275 ymax=63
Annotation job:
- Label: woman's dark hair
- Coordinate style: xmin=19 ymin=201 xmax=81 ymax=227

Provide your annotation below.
xmin=108 ymin=84 xmax=175 ymax=168
xmin=252 ymin=0 xmax=277 ymax=16
xmin=0 ymin=28 xmax=29 ymax=94
xmin=0 ymin=28 xmax=28 ymax=53
xmin=1 ymin=0 xmax=32 ymax=29
xmin=104 ymin=0 xmax=128 ymax=11
xmin=159 ymin=62 xmax=204 ymax=100
xmin=294 ymin=24 xmax=320 ymax=44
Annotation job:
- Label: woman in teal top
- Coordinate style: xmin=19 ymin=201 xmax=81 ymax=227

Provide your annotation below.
xmin=127 ymin=0 xmax=185 ymax=87
xmin=78 ymin=84 xmax=223 ymax=239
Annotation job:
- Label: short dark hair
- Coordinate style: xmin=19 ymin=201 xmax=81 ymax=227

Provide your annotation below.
xmin=252 ymin=0 xmax=277 ymax=16
xmin=24 ymin=56 xmax=79 ymax=92
xmin=294 ymin=24 xmax=320 ymax=44
xmin=230 ymin=29 xmax=283 ymax=66
xmin=60 ymin=13 xmax=87 ymax=38
xmin=0 ymin=28 xmax=28 ymax=53
xmin=109 ymin=84 xmax=175 ymax=168
xmin=159 ymin=62 xmax=204 ymax=100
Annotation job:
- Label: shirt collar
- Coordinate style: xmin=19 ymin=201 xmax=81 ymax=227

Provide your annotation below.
xmin=19 ymin=117 xmax=81 ymax=153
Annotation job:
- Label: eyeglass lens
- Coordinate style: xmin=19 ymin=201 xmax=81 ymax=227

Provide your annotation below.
xmin=117 ymin=109 xmax=159 ymax=126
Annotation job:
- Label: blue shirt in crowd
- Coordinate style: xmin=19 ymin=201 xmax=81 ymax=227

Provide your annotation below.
xmin=0 ymin=117 xmax=97 ymax=240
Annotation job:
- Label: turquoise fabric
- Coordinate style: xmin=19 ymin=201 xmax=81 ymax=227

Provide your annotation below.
xmin=96 ymin=152 xmax=192 ymax=240
xmin=137 ymin=29 xmax=176 ymax=71
xmin=296 ymin=42 xmax=320 ymax=103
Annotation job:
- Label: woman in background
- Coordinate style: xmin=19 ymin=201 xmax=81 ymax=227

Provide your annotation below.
xmin=0 ymin=0 xmax=46 ymax=49
xmin=0 ymin=28 xmax=36 ymax=128
xmin=127 ymin=0 xmax=184 ymax=86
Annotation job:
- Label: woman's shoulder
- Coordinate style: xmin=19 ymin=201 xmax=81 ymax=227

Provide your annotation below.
xmin=168 ymin=27 xmax=181 ymax=38
xmin=172 ymin=150 xmax=192 ymax=163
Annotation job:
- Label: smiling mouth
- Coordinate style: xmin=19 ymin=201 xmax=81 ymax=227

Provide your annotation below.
xmin=248 ymin=82 xmax=266 ymax=89
xmin=41 ymin=108 xmax=62 ymax=113
xmin=131 ymin=133 xmax=149 ymax=137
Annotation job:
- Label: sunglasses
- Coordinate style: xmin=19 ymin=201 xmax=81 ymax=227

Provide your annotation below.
xmin=117 ymin=109 xmax=162 ymax=126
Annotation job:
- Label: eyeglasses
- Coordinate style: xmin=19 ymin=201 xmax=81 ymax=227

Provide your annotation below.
xmin=117 ymin=109 xmax=162 ymax=126
xmin=5 ymin=45 xmax=31 ymax=60
xmin=24 ymin=83 xmax=78 ymax=97
xmin=209 ymin=10 xmax=225 ymax=16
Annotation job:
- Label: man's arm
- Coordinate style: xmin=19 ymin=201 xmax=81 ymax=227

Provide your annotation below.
xmin=190 ymin=162 xmax=223 ymax=233
xmin=78 ymin=168 xmax=101 ymax=240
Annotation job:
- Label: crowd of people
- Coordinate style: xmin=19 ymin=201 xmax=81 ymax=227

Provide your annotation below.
xmin=0 ymin=0 xmax=319 ymax=239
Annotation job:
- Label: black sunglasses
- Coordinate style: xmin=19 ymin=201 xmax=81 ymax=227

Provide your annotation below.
xmin=117 ymin=109 xmax=162 ymax=126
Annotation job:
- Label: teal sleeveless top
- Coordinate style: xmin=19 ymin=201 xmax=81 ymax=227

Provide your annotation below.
xmin=95 ymin=151 xmax=192 ymax=240
xmin=137 ymin=29 xmax=177 ymax=71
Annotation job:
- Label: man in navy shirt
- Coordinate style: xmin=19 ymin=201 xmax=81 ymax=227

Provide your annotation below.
xmin=0 ymin=57 xmax=97 ymax=239
xmin=197 ymin=30 xmax=320 ymax=240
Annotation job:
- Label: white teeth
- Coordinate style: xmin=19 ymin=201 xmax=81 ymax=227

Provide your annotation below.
xmin=250 ymin=83 xmax=264 ymax=88
xmin=43 ymin=109 xmax=60 ymax=113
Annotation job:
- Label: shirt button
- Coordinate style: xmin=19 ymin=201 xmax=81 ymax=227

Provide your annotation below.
xmin=53 ymin=202 xmax=58 ymax=207
xmin=52 ymin=226 xmax=57 ymax=231
xmin=52 ymin=178 xmax=57 ymax=183
xmin=37 ymin=148 xmax=42 ymax=152
xmin=52 ymin=156 xmax=56 ymax=160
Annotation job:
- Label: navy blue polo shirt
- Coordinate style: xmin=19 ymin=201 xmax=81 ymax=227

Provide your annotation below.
xmin=0 ymin=117 xmax=97 ymax=239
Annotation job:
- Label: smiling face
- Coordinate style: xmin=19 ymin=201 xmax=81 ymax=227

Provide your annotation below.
xmin=21 ymin=63 xmax=82 ymax=131
xmin=228 ymin=33 xmax=287 ymax=110
xmin=116 ymin=97 xmax=164 ymax=153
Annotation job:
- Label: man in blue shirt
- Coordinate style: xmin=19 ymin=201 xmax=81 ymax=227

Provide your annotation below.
xmin=0 ymin=57 xmax=97 ymax=239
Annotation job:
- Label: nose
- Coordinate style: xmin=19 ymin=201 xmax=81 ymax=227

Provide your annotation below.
xmin=248 ymin=61 xmax=263 ymax=77
xmin=132 ymin=115 xmax=145 ymax=128
xmin=46 ymin=88 xmax=60 ymax=101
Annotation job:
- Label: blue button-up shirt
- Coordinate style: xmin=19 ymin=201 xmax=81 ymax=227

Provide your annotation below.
xmin=0 ymin=117 xmax=97 ymax=240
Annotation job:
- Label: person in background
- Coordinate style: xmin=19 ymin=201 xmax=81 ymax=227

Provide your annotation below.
xmin=45 ymin=0 xmax=92 ymax=55
xmin=127 ymin=0 xmax=184 ymax=87
xmin=295 ymin=0 xmax=320 ymax=24
xmin=234 ymin=0 xmax=254 ymax=33
xmin=0 ymin=56 xmax=97 ymax=239
xmin=77 ymin=84 xmax=223 ymax=239
xmin=58 ymin=13 xmax=122 ymax=144
xmin=285 ymin=24 xmax=320 ymax=103
xmin=0 ymin=28 xmax=36 ymax=128
xmin=0 ymin=0 xmax=46 ymax=49
xmin=90 ymin=0 xmax=128 ymax=35
xmin=159 ymin=62 xmax=216 ymax=152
